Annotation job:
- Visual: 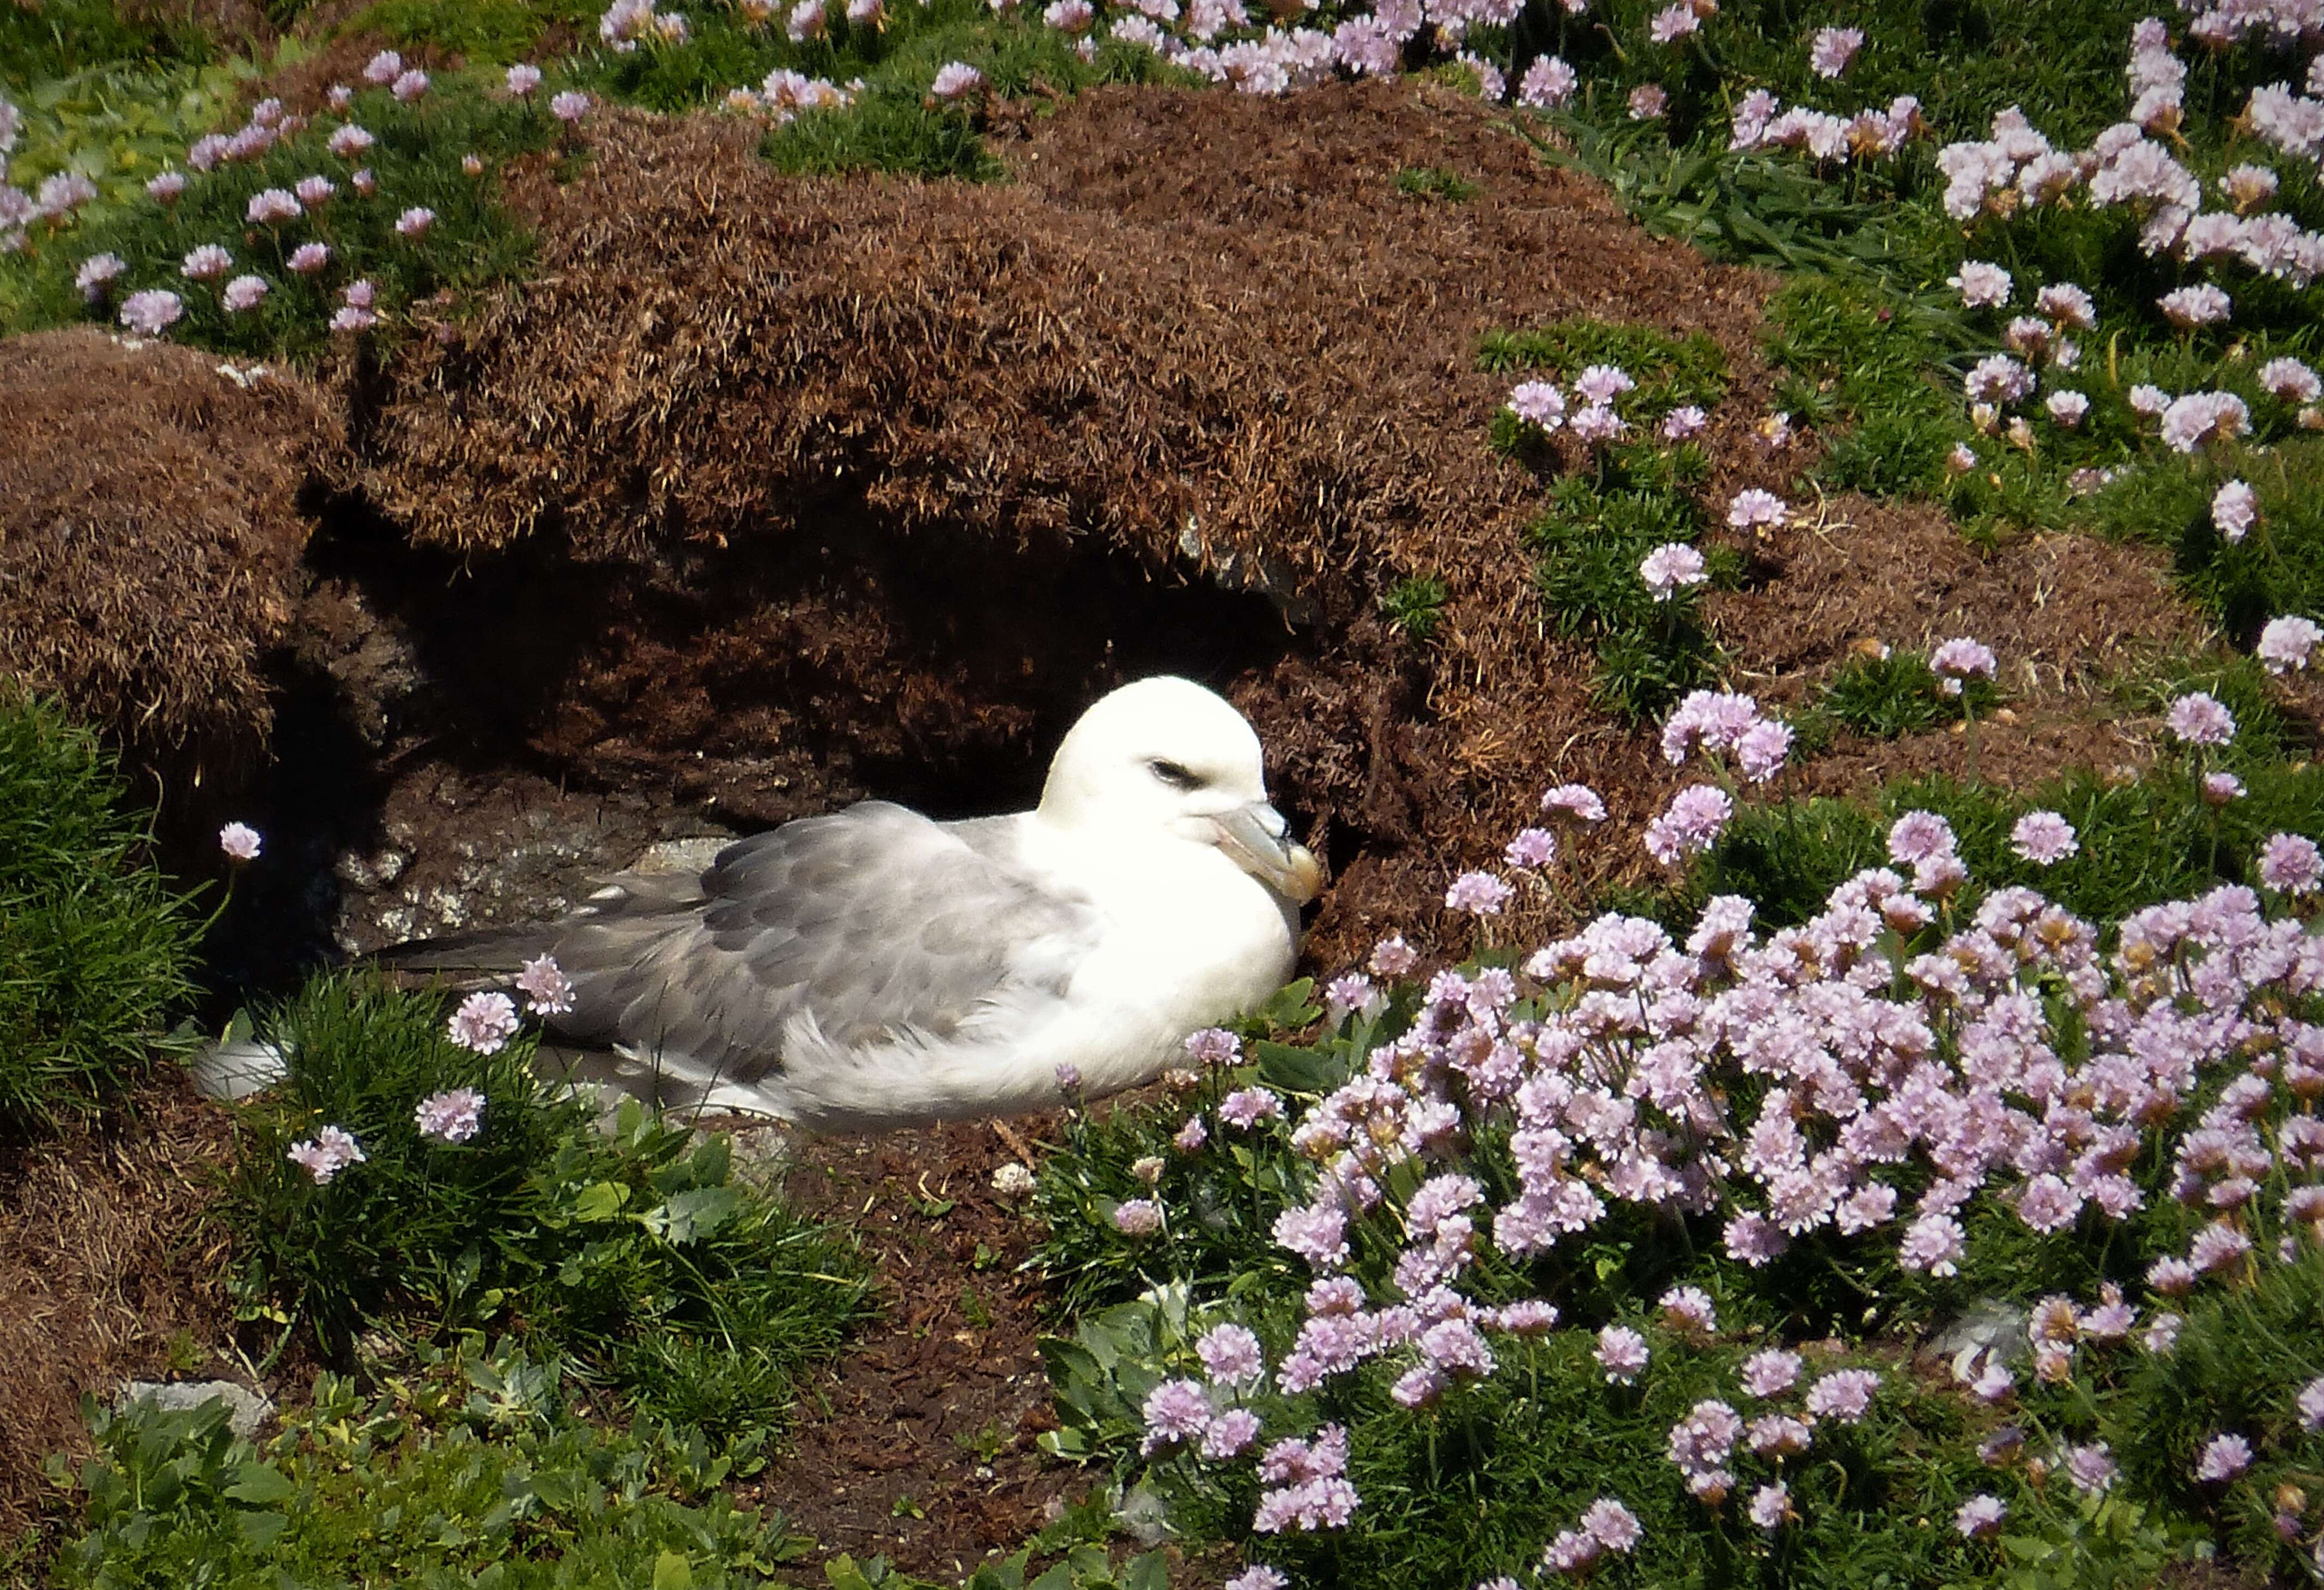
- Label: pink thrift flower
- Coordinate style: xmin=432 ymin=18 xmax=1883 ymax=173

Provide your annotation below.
xmin=2213 ymin=480 xmax=2259 ymax=542
xmin=1518 ymin=54 xmax=1577 ymax=108
xmin=118 ymin=289 xmax=183 ymax=335
xmin=515 ymin=953 xmax=575 ymax=1015
xmin=1640 ymin=542 xmax=1708 ymax=600
xmin=1507 ymin=379 xmax=1566 ymax=428
xmin=327 ymin=124 xmax=375 ymax=159
xmin=2196 ymin=1433 xmax=2252 ymax=1483
xmin=1197 ymin=1322 xmax=1264 ymax=1383
xmin=1659 ymin=1286 xmax=1716 ymax=1334
xmin=287 ymin=1124 xmax=366 ymax=1184
xmin=1540 ymin=784 xmax=1606 ymax=822
xmin=448 ymin=991 xmax=520 ymax=1054
xmin=1747 ymin=1482 xmax=1792 ymax=1530
xmin=1930 ymin=636 xmax=1998 ymax=693
xmin=1203 ymin=1408 xmax=1261 ymax=1459
xmin=362 ymin=48 xmax=403 ymax=84
xmin=1955 ymin=1494 xmax=2006 ymax=1538
xmin=1727 ymin=488 xmax=1788 ymax=530
xmin=181 ymin=244 xmax=233 ymax=281
xmin=1445 ymin=870 xmax=1512 ymax=916
xmin=2011 ymin=810 xmax=2078 ymax=865
xmin=2258 ymin=832 xmax=2322 ymax=894
xmin=2065 ymin=1442 xmax=2117 ymax=1494
xmin=2158 ymin=283 xmax=2230 ymax=329
xmin=1649 ymin=3 xmax=1700 ymax=44
xmin=2297 ymin=1377 xmax=2324 ymax=1433
xmin=2046 ymin=390 xmax=2090 ymax=426
xmin=1580 ymin=1497 xmax=1641 ymax=1552
xmin=1594 ymin=1324 xmax=1649 ymax=1383
xmin=931 ymin=60 xmax=983 ymax=99
xmin=1114 ymin=1197 xmax=1164 ymax=1236
xmin=221 ymin=274 xmax=269 ymax=312
xmin=1804 ymin=1368 xmax=1880 ymax=1423
xmin=1739 ymin=1349 xmax=1801 ymax=1398
xmin=289 ymin=241 xmax=330 ymax=275
xmin=219 ymin=822 xmax=262 ymax=862
xmin=1220 ymin=1088 xmax=1284 ymax=1128
xmin=1139 ymin=1377 xmax=1211 ymax=1453
xmin=551 ymin=90 xmax=592 ymax=124
xmin=414 ymin=1087 xmax=485 ymax=1143
xmin=1504 ymin=827 xmax=1556 ymax=869
xmin=1628 ymin=83 xmax=1668 ymax=120
xmin=507 ymin=63 xmax=544 ymax=94
xmin=1643 ymin=785 xmax=1732 ymax=867
xmin=147 ymin=169 xmax=189 ymax=203
xmin=75 ymin=252 xmax=125 ymax=302
xmin=395 ymin=207 xmax=436 ymax=239
xmin=2163 ymin=691 xmax=2235 ymax=746
xmin=245 ymin=187 xmax=301 ymax=225
xmin=2257 ymin=615 xmax=2320 ymax=674
xmin=1185 ymin=1027 xmax=1241 ymax=1067
xmin=1661 ymin=404 xmax=1707 ymax=439
xmin=392 ymin=68 xmax=430 ymax=102
xmin=1949 ymin=261 xmax=2011 ymax=307
xmin=1809 ymin=25 xmax=1862 ymax=78
xmin=294 ymin=174 xmax=337 ymax=208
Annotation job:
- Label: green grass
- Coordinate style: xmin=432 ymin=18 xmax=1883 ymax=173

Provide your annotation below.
xmin=1527 ymin=470 xmax=1739 ymax=723
xmin=1479 ymin=318 xmax=1739 ymax=720
xmin=1806 ymin=646 xmax=1997 ymax=742
xmin=219 ymin=974 xmax=869 ymax=1434
xmin=0 ymin=0 xmax=220 ymax=83
xmin=351 ymin=0 xmax=601 ymax=65
xmin=1513 ymin=0 xmax=2322 ymax=662
xmin=6 ymin=68 xmax=560 ymax=359
xmin=1394 ymin=166 xmax=1477 ymax=203
xmin=50 ymin=1342 xmax=815 ymax=1588
xmin=1381 ymin=574 xmax=1451 ymax=641
xmin=0 ymin=695 xmax=202 ymax=1135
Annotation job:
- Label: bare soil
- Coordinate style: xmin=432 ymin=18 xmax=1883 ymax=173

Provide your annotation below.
xmin=750 ymin=1118 xmax=1087 ymax=1578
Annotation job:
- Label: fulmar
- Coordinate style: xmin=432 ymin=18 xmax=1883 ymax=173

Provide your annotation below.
xmin=376 ymin=675 xmax=1320 ymax=1131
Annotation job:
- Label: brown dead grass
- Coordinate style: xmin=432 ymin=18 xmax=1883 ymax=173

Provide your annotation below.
xmin=0 ymin=330 xmax=330 ymax=782
xmin=0 ymin=1075 xmax=236 ymax=1540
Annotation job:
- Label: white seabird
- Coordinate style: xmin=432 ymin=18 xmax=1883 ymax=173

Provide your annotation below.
xmin=380 ymin=675 xmax=1320 ymax=1132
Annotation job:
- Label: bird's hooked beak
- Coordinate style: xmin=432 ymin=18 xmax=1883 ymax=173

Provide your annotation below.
xmin=1209 ymin=802 xmax=1323 ymax=905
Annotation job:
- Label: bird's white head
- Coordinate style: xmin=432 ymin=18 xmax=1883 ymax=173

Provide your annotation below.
xmin=1036 ymin=676 xmax=1322 ymax=905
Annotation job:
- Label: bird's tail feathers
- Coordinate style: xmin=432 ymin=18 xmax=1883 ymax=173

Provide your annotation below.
xmin=372 ymin=923 xmax=562 ymax=987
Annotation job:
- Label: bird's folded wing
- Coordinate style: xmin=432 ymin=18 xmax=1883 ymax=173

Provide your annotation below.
xmin=550 ymin=802 xmax=1103 ymax=1084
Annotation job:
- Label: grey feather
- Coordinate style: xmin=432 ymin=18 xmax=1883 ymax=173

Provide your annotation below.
xmin=389 ymin=802 xmax=1104 ymax=1107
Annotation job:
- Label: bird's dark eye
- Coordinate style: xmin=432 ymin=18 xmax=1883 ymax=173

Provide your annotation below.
xmin=1148 ymin=758 xmax=1203 ymax=791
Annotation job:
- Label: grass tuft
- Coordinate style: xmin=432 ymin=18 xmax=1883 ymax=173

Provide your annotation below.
xmin=0 ymin=694 xmax=202 ymax=1135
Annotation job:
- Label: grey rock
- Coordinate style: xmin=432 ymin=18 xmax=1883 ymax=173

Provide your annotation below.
xmin=120 ymin=1379 xmax=274 ymax=1437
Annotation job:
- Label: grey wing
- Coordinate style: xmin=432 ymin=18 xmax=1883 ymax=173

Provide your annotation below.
xmin=543 ymin=803 xmax=1102 ymax=1085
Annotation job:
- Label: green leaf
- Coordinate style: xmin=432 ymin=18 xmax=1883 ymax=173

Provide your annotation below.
xmin=233 ymin=1508 xmax=289 ymax=1550
xmin=569 ymin=1180 xmax=631 ymax=1222
xmin=1118 ymin=1553 xmax=1169 ymax=1590
xmin=645 ymin=1185 xmax=743 ymax=1245
xmin=1254 ymin=1041 xmax=1344 ymax=1096
xmin=653 ymin=1549 xmax=694 ymax=1590
xmin=223 ymin=1461 xmax=296 ymax=1506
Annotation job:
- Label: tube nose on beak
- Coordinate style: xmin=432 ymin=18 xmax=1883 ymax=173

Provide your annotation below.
xmin=1213 ymin=803 xmax=1324 ymax=905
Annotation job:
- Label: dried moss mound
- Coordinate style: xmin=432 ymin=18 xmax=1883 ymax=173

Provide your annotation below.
xmin=0 ymin=329 xmax=330 ymax=776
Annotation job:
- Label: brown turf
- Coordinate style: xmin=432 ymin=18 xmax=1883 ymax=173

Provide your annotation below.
xmin=0 ymin=329 xmax=330 ymax=785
